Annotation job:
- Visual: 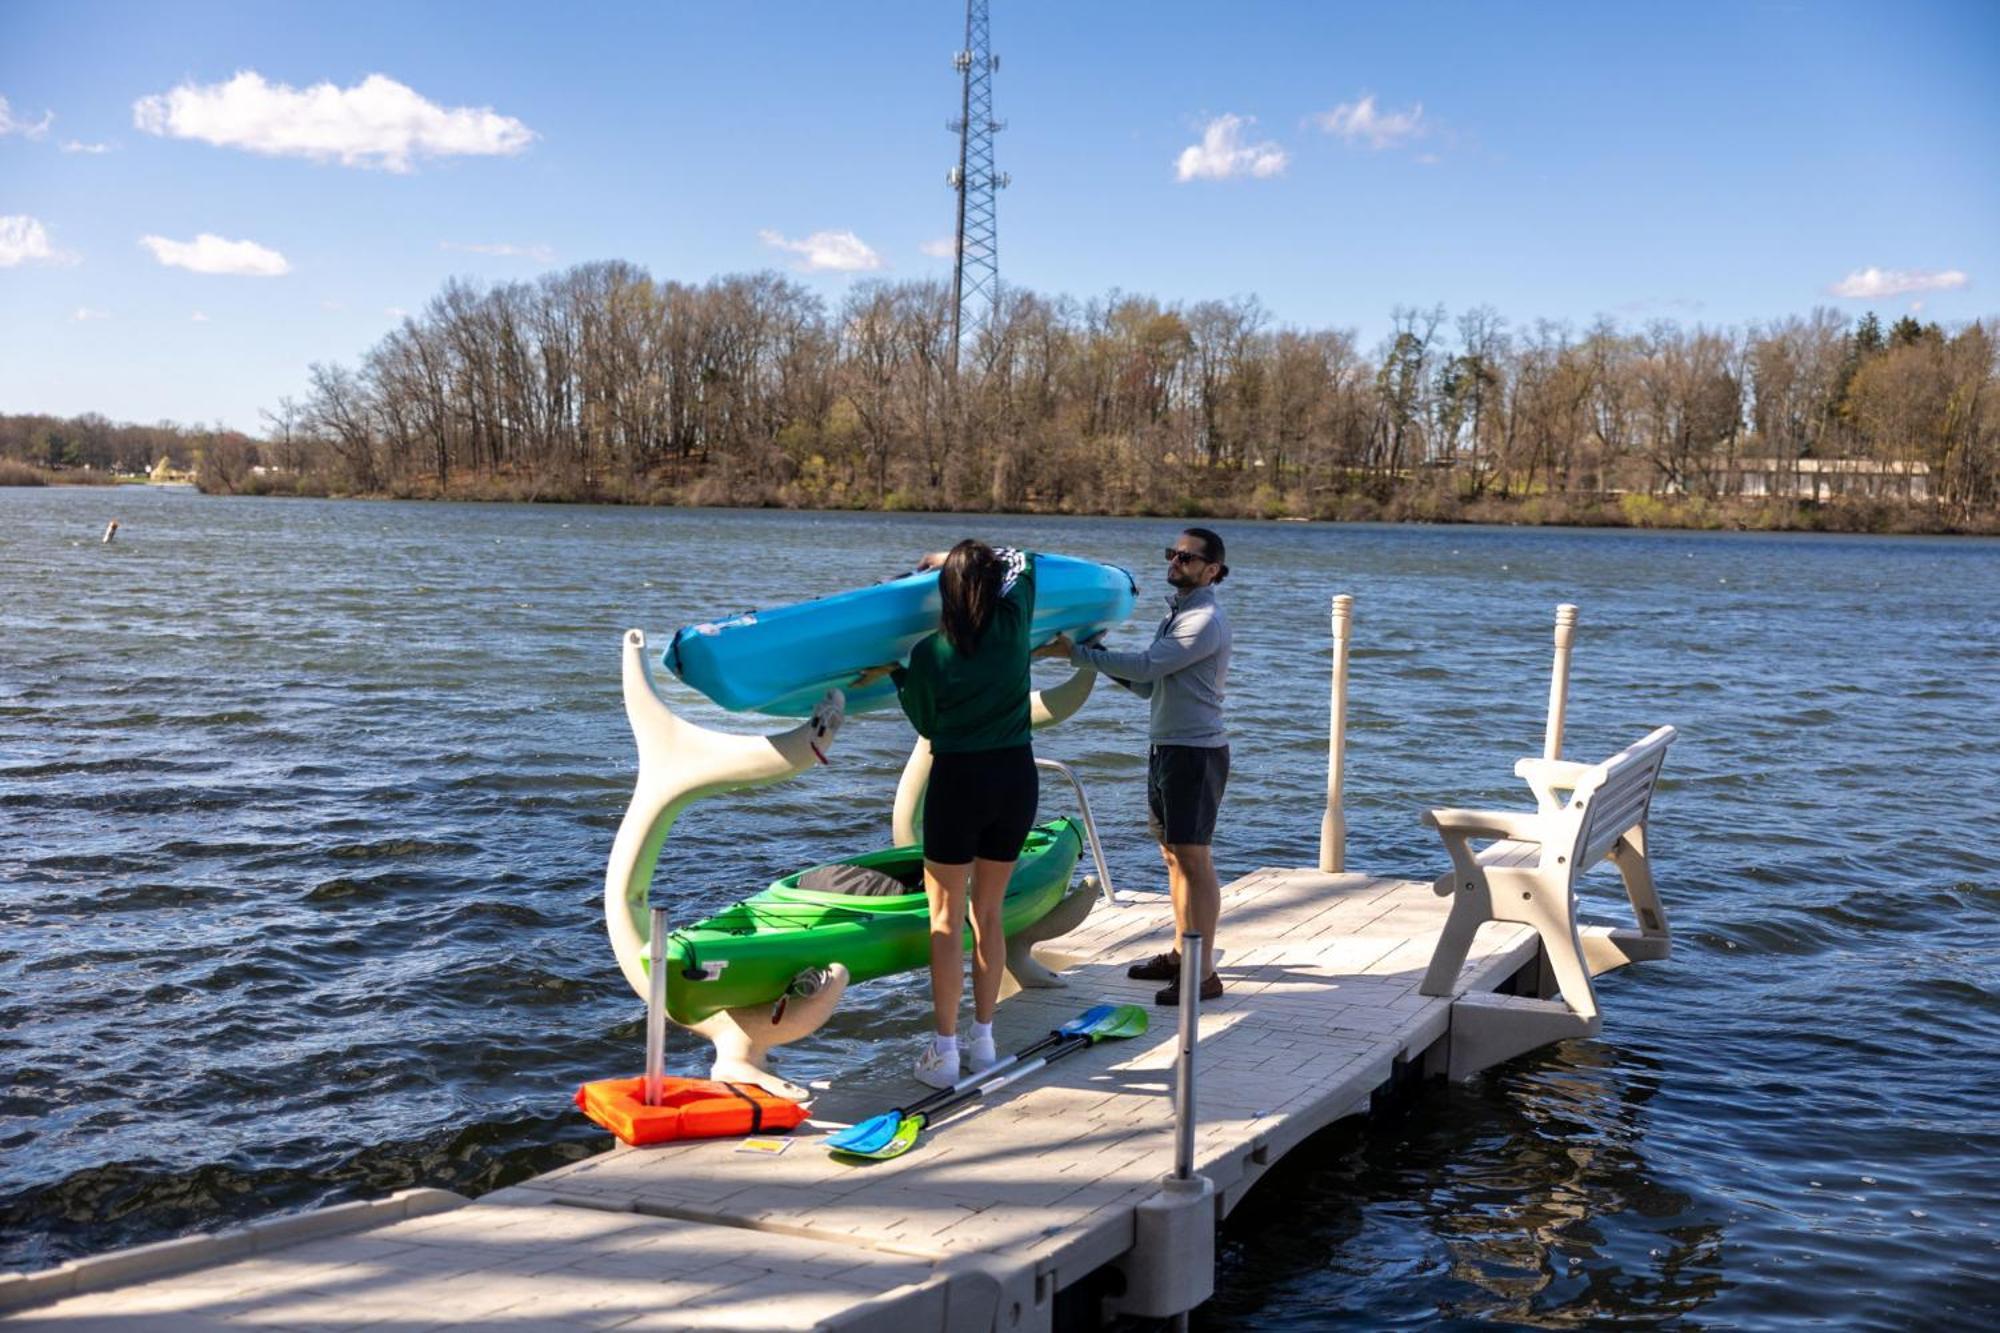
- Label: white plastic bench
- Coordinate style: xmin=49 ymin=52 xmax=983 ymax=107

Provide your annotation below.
xmin=1418 ymin=725 xmax=1676 ymax=1075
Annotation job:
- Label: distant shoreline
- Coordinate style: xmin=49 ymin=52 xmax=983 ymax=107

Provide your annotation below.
xmin=0 ymin=463 xmax=128 ymax=488
xmin=201 ymin=474 xmax=2000 ymax=536
xmin=11 ymin=466 xmax=1996 ymax=535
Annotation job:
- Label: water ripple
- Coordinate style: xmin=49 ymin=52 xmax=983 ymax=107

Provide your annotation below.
xmin=3 ymin=491 xmax=1997 ymax=1327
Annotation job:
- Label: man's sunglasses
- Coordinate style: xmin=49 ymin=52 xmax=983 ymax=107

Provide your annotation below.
xmin=1164 ymin=547 xmax=1209 ymax=565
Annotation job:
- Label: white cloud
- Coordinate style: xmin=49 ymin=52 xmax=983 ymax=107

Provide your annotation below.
xmin=0 ymin=94 xmax=54 ymax=139
xmin=140 ymin=232 xmax=291 ymax=277
xmin=61 ymin=140 xmax=112 ymax=154
xmin=442 ymin=240 xmax=555 ymax=262
xmin=1828 ymin=266 xmax=1969 ymax=299
xmin=0 ymin=214 xmax=77 ymax=267
xmin=132 ymin=71 xmax=535 ymax=173
xmin=71 ymin=306 xmax=108 ymax=322
xmin=191 ymin=310 xmax=210 ymax=322
xmin=1313 ymin=95 xmax=1426 ymax=150
xmin=758 ymin=228 xmax=884 ymax=272
xmin=920 ymin=237 xmax=956 ymax=259
xmin=1175 ymin=114 xmax=1288 ymax=182
xmin=384 ymin=306 xmax=408 ymax=320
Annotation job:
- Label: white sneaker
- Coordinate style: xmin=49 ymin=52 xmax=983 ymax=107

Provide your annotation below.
xmin=968 ymin=1032 xmax=999 ymax=1073
xmin=914 ymin=1038 xmax=961 ymax=1090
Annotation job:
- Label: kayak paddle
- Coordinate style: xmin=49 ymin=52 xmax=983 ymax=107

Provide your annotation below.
xmin=823 ymin=1004 xmax=1119 ymax=1156
xmin=827 ymin=1002 xmax=1148 ymax=1161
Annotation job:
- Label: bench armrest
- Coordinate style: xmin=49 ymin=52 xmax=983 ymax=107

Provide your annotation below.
xmin=1514 ymin=757 xmax=1593 ymax=814
xmin=1421 ymin=807 xmax=1544 ymax=841
xmin=1513 ymin=757 xmax=1591 ymax=787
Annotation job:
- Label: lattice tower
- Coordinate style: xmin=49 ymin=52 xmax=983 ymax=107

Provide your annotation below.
xmin=948 ymin=0 xmax=1007 ymax=375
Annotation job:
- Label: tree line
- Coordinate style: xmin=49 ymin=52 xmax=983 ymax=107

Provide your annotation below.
xmin=9 ymin=261 xmax=1997 ymax=530
xmin=0 ymin=414 xmax=251 ymax=479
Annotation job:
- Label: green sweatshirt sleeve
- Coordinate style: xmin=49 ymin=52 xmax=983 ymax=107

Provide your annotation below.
xmin=891 ymin=653 xmax=939 ymax=737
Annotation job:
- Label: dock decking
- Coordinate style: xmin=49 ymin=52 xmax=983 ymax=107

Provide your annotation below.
xmin=6 ymin=866 xmax=1569 ymax=1331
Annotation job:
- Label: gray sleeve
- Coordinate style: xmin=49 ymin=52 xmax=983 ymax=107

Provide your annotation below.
xmin=1108 ymin=673 xmax=1154 ymax=699
xmin=1070 ymin=604 xmax=1221 ymax=684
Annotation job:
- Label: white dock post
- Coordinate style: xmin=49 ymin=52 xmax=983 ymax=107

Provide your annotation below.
xmin=1544 ymin=604 xmax=1578 ymax=762
xmin=1318 ymin=594 xmax=1354 ymax=873
xmin=644 ymin=906 xmax=668 ymax=1106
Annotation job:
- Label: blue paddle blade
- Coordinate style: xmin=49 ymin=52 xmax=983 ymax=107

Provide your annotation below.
xmin=824 ymin=1109 xmax=905 ymax=1155
xmin=1059 ymin=1004 xmax=1115 ymax=1036
xmin=838 ymin=1113 xmax=925 ymax=1161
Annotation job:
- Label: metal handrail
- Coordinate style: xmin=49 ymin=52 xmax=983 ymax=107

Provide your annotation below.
xmin=1033 ymin=757 xmax=1117 ymax=905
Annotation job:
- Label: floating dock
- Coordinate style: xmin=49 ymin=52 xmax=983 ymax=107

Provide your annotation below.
xmin=2 ymin=863 xmax=1655 ymax=1331
xmin=6 ymin=601 xmax=1675 ymax=1329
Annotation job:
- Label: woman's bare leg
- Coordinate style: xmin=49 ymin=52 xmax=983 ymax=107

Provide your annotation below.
xmin=924 ymin=858 xmax=973 ymax=1035
xmin=967 ymin=857 xmax=1014 ymax=1023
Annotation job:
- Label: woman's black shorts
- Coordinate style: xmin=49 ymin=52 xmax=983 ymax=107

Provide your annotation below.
xmin=923 ymin=744 xmax=1039 ymax=864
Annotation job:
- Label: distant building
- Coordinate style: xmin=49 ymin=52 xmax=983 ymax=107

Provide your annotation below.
xmin=1731 ymin=457 xmax=1931 ymax=502
xmin=148 ymin=455 xmax=194 ymax=484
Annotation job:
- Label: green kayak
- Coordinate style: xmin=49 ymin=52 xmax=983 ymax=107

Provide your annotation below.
xmin=657 ymin=817 xmax=1084 ymax=1025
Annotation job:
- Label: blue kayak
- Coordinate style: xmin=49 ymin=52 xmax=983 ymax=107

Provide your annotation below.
xmin=664 ymin=553 xmax=1138 ymax=715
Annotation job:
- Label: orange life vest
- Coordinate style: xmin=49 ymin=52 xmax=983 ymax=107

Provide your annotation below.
xmin=574 ymin=1076 xmax=808 ymax=1146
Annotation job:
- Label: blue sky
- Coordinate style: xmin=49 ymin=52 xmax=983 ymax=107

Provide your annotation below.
xmin=3 ymin=0 xmax=1995 ymax=431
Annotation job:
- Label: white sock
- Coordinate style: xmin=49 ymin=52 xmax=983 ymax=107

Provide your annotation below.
xmin=968 ymin=1019 xmax=993 ymax=1046
xmin=931 ymin=1033 xmax=959 ymax=1060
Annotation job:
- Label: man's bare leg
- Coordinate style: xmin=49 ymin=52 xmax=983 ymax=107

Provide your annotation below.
xmin=1161 ymin=843 xmax=1220 ymax=976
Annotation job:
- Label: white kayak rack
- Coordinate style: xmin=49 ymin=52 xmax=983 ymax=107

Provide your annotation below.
xmin=606 ymin=632 xmax=1117 ymax=1099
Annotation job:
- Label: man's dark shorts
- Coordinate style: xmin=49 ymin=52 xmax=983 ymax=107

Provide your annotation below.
xmin=1147 ymin=743 xmax=1229 ymax=846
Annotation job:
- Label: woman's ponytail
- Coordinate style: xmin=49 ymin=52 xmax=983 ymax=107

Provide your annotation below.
xmin=938 ymin=539 xmax=1002 ymax=654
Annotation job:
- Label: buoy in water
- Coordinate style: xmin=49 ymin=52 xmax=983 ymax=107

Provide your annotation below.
xmin=102 ymin=520 xmax=119 ymax=544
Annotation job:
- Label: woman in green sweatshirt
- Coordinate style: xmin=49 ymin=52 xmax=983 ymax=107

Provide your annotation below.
xmin=861 ymin=540 xmax=1038 ymax=1088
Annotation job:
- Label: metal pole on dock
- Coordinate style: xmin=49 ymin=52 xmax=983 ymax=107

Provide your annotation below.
xmin=1173 ymin=932 xmax=1203 ymax=1182
xmin=1544 ymin=604 xmax=1578 ymax=762
xmin=645 ymin=906 xmax=668 ymax=1107
xmin=1318 ymin=594 xmax=1354 ymax=873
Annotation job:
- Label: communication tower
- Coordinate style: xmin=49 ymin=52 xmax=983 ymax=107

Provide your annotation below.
xmin=948 ymin=0 xmax=1007 ymax=375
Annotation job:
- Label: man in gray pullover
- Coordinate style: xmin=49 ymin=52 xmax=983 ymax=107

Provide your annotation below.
xmin=1038 ymin=527 xmax=1232 ymax=1004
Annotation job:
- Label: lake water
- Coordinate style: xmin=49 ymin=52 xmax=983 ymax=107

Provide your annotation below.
xmin=2 ymin=486 xmax=1995 ymax=1328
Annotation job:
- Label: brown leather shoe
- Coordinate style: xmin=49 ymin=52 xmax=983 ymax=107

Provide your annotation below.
xmin=1126 ymin=949 xmax=1182 ymax=981
xmin=1153 ymin=973 xmax=1223 ymax=1006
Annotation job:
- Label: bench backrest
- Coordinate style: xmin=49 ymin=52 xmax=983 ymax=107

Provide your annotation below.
xmin=1567 ymin=726 xmax=1676 ymax=869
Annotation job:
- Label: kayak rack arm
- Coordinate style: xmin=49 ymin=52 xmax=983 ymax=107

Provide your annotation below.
xmin=604 ymin=628 xmax=846 ymax=1002
xmin=1035 ymin=757 xmax=1117 ymax=906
